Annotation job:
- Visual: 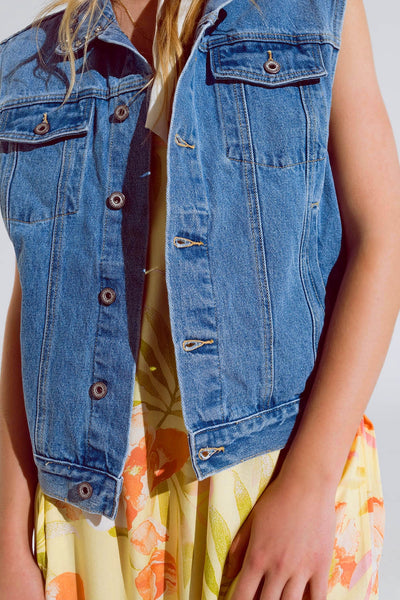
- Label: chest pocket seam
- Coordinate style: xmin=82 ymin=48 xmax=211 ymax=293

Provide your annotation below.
xmin=209 ymin=39 xmax=329 ymax=168
xmin=0 ymin=99 xmax=92 ymax=224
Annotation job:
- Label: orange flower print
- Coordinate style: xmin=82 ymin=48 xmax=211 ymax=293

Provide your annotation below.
xmin=147 ymin=428 xmax=189 ymax=491
xmin=360 ymin=496 xmax=385 ymax=552
xmin=328 ymin=501 xmax=359 ymax=591
xmin=123 ymin=426 xmax=189 ymax=528
xmin=135 ymin=549 xmax=177 ymax=600
xmin=123 ymin=436 xmax=150 ymax=527
xmin=46 ymin=572 xmax=85 ymax=600
xmin=361 ymin=415 xmax=378 ymax=449
xmin=51 ymin=499 xmax=83 ymax=521
xmin=358 ymin=496 xmax=385 ymax=595
xmin=131 ymin=518 xmax=169 ymax=555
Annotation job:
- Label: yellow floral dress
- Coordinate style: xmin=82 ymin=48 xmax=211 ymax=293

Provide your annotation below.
xmin=34 ymin=133 xmax=385 ymax=600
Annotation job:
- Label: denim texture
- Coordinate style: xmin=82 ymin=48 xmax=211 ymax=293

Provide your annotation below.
xmin=0 ymin=0 xmax=347 ymax=518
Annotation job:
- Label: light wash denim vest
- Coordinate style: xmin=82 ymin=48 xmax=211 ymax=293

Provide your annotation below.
xmin=0 ymin=0 xmax=347 ymax=518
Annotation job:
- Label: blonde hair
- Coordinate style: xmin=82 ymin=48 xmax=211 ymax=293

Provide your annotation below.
xmin=36 ymin=0 xmax=206 ymax=102
xmin=36 ymin=0 xmax=259 ymax=125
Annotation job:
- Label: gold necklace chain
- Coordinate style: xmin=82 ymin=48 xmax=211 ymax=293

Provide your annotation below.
xmin=112 ymin=0 xmax=154 ymax=43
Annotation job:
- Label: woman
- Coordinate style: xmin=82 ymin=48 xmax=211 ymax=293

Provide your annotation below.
xmin=0 ymin=0 xmax=399 ymax=598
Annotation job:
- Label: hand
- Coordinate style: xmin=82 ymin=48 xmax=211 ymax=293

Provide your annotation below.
xmin=0 ymin=550 xmax=45 ymax=600
xmin=224 ymin=472 xmax=337 ymax=600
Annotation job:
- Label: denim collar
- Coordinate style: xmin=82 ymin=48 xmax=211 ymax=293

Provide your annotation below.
xmin=55 ymin=0 xmax=234 ymax=56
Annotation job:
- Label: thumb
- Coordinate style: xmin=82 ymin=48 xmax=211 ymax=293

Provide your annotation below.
xmin=225 ymin=516 xmax=253 ymax=579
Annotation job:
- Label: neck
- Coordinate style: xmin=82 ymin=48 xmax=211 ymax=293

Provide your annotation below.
xmin=112 ymin=0 xmax=159 ymax=66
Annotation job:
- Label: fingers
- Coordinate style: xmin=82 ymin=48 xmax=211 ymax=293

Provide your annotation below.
xmin=225 ymin=515 xmax=253 ymax=580
xmin=308 ymin=574 xmax=329 ymax=600
xmin=228 ymin=569 xmax=327 ymax=600
xmin=278 ymin=576 xmax=308 ymax=600
xmin=229 ymin=567 xmax=267 ymax=600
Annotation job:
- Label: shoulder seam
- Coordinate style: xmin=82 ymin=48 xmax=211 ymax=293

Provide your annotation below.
xmin=332 ymin=0 xmax=347 ymax=45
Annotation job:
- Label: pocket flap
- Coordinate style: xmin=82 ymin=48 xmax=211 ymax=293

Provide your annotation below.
xmin=0 ymin=100 xmax=91 ymax=144
xmin=209 ymin=39 xmax=328 ymax=87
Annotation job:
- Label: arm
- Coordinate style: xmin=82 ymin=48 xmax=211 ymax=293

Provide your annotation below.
xmin=0 ymin=259 xmax=45 ymax=599
xmin=226 ymin=0 xmax=400 ymax=598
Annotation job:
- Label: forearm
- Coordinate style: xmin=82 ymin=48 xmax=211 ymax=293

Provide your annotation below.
xmin=280 ymin=238 xmax=400 ymax=491
xmin=0 ymin=276 xmax=38 ymax=557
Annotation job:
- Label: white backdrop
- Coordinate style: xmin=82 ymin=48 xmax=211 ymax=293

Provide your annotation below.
xmin=0 ymin=1 xmax=399 ymax=596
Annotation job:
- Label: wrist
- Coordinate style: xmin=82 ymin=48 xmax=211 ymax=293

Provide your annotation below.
xmin=278 ymin=446 xmax=342 ymax=496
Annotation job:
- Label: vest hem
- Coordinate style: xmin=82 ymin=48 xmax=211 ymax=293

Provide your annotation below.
xmin=35 ymin=454 xmax=123 ymax=519
xmin=188 ymin=395 xmax=301 ymax=480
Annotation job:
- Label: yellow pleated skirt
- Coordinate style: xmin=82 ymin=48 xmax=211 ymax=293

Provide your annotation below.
xmin=34 ymin=134 xmax=385 ymax=600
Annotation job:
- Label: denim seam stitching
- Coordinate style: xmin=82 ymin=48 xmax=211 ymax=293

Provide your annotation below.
xmin=0 ymin=141 xmax=16 ymax=235
xmin=307 ymin=83 xmax=321 ymax=356
xmin=35 ymin=453 xmax=121 ymax=481
xmin=192 ymin=396 xmax=300 ymax=436
xmin=227 ymin=155 xmax=326 ymax=169
xmin=238 ymin=82 xmax=273 ymax=408
xmin=215 ymin=43 xmax=325 ymax=81
xmin=191 ymin=66 xmax=225 ymax=419
xmin=0 ymin=127 xmax=89 ymax=142
xmin=308 ymin=205 xmax=326 ymax=307
xmin=214 ymin=81 xmax=230 ymax=157
xmin=307 ymin=80 xmax=325 ymax=327
xmin=200 ymin=32 xmax=341 ymax=51
xmin=242 ymin=81 xmax=274 ymax=407
xmin=299 ymin=85 xmax=319 ymax=360
xmin=35 ymin=178 xmax=66 ymax=451
xmin=203 ymin=234 xmax=225 ymax=417
xmin=0 ymin=83 xmax=150 ymax=111
xmin=3 ymin=101 xmax=91 ymax=224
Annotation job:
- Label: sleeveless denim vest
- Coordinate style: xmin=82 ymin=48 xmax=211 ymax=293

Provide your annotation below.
xmin=0 ymin=0 xmax=347 ymax=518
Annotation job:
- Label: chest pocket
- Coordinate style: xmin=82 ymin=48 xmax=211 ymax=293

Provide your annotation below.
xmin=0 ymin=99 xmax=92 ymax=225
xmin=209 ymin=39 xmax=329 ymax=168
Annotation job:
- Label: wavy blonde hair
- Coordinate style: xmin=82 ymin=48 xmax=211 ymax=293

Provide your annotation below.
xmin=36 ymin=0 xmax=259 ymax=126
xmin=37 ymin=0 xmax=206 ymax=100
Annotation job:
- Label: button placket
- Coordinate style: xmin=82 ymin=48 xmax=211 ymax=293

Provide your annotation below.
xmin=89 ymin=381 xmax=108 ymax=400
xmin=114 ymin=104 xmax=130 ymax=122
xmin=98 ymin=287 xmax=116 ymax=306
xmin=107 ymin=191 xmax=126 ymax=210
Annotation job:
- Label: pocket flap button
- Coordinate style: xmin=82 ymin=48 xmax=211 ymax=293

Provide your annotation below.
xmin=263 ymin=59 xmax=281 ymax=74
xmin=263 ymin=50 xmax=281 ymax=74
xmin=34 ymin=113 xmax=50 ymax=135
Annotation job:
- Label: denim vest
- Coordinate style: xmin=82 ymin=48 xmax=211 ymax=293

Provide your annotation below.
xmin=0 ymin=0 xmax=347 ymax=518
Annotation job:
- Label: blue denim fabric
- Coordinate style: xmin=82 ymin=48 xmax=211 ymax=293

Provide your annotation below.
xmin=0 ymin=0 xmax=347 ymax=518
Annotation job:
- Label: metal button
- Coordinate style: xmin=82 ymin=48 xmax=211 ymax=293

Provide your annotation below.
xmin=89 ymin=381 xmax=108 ymax=400
xmin=107 ymin=191 xmax=126 ymax=210
xmin=114 ymin=104 xmax=130 ymax=122
xmin=33 ymin=121 xmax=50 ymax=135
xmin=77 ymin=482 xmax=93 ymax=499
xmin=98 ymin=287 xmax=116 ymax=306
xmin=263 ymin=59 xmax=281 ymax=74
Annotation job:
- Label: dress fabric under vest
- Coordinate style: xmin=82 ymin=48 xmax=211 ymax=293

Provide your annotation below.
xmin=34 ymin=132 xmax=385 ymax=600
